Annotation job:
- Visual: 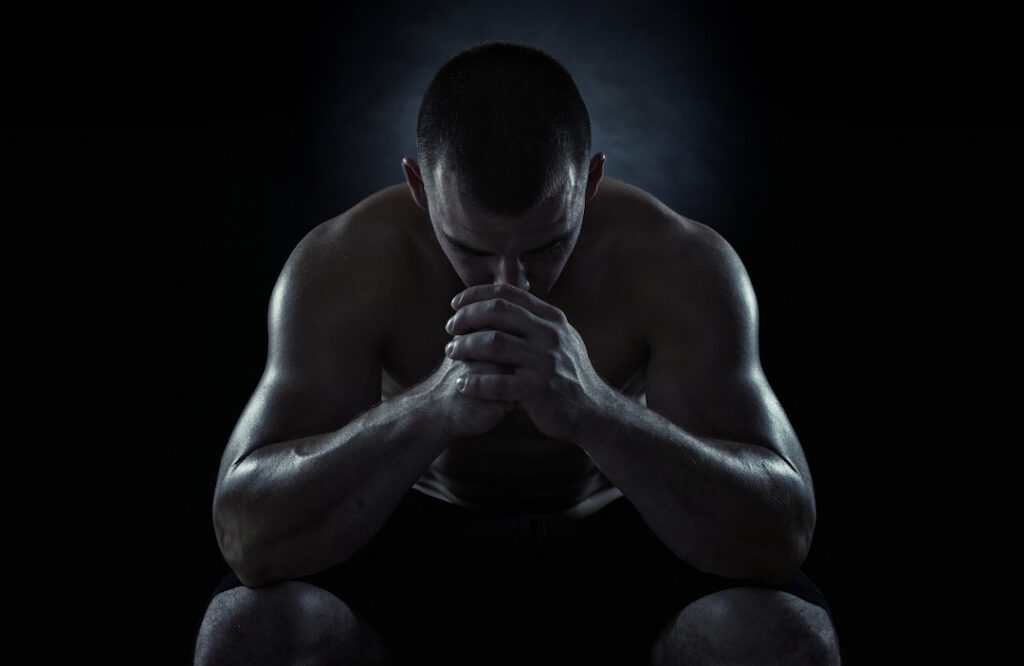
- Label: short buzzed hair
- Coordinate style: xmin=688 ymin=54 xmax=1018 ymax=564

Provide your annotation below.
xmin=416 ymin=42 xmax=592 ymax=216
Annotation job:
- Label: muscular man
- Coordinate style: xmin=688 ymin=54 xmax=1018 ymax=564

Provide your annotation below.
xmin=195 ymin=43 xmax=840 ymax=664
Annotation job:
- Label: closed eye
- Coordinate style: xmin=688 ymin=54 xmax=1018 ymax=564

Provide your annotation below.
xmin=526 ymin=241 xmax=566 ymax=259
xmin=443 ymin=232 xmax=570 ymax=260
xmin=446 ymin=238 xmax=493 ymax=258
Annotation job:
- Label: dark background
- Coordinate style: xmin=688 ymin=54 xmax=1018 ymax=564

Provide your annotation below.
xmin=5 ymin=0 xmax=1017 ymax=662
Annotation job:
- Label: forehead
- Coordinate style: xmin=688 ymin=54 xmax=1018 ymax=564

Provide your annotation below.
xmin=427 ymin=163 xmax=582 ymax=249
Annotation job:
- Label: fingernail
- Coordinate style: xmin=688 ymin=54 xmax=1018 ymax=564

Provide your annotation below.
xmin=456 ymin=376 xmax=467 ymax=391
xmin=451 ymin=294 xmax=462 ymax=308
xmin=446 ymin=318 xmax=455 ymax=333
xmin=445 ymin=342 xmax=455 ymax=357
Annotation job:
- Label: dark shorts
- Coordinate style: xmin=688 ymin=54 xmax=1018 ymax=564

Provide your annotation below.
xmin=213 ymin=489 xmax=831 ymax=663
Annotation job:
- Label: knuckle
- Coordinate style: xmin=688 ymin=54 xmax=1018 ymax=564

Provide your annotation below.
xmin=542 ymin=350 xmax=558 ymax=373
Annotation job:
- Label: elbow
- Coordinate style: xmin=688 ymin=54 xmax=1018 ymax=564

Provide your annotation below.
xmin=755 ymin=524 xmax=813 ymax=585
xmin=751 ymin=488 xmax=817 ymax=584
xmin=212 ymin=486 xmax=363 ymax=588
xmin=214 ymin=507 xmax=298 ymax=588
xmin=212 ymin=492 xmax=272 ymax=588
xmin=689 ymin=485 xmax=817 ymax=584
xmin=687 ymin=536 xmax=804 ymax=584
xmin=219 ymin=535 xmax=360 ymax=590
xmin=226 ymin=559 xmax=285 ymax=590
xmin=212 ymin=479 xmax=290 ymax=588
xmin=754 ymin=464 xmax=817 ymax=583
xmin=693 ymin=526 xmax=812 ymax=585
xmin=216 ymin=530 xmax=271 ymax=588
xmin=221 ymin=544 xmax=274 ymax=589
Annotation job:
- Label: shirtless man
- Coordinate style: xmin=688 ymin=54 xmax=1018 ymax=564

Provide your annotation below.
xmin=194 ymin=43 xmax=840 ymax=664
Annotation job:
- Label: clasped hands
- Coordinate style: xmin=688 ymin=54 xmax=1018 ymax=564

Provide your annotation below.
xmin=441 ymin=283 xmax=605 ymax=442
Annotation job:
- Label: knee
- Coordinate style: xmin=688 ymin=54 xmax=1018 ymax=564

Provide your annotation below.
xmin=194 ymin=581 xmax=389 ymax=666
xmin=651 ymin=587 xmax=840 ymax=666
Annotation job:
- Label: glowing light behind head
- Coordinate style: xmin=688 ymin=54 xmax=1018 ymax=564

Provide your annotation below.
xmin=303 ymin=0 xmax=761 ymax=238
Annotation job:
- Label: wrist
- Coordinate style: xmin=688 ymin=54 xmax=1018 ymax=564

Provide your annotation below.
xmin=570 ymin=376 xmax=630 ymax=446
xmin=398 ymin=376 xmax=454 ymax=446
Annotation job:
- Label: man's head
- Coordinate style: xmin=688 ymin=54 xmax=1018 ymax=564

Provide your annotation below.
xmin=403 ymin=42 xmax=604 ymax=295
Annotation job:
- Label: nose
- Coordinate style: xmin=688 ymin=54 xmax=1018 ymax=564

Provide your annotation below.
xmin=493 ymin=255 xmax=530 ymax=291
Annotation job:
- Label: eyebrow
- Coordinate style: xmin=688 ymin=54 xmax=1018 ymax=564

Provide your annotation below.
xmin=443 ymin=231 xmax=572 ymax=256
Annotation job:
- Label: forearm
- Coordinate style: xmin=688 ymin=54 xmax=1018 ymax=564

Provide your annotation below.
xmin=577 ymin=388 xmax=815 ymax=582
xmin=214 ymin=384 xmax=449 ymax=586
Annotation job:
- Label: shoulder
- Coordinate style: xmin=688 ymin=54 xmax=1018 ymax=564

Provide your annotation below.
xmin=591 ymin=179 xmax=751 ymax=298
xmin=592 ymin=180 xmax=758 ymax=352
xmin=271 ymin=184 xmax=427 ymax=334
xmin=285 ymin=185 xmax=421 ymax=281
xmin=278 ymin=185 xmax=427 ymax=297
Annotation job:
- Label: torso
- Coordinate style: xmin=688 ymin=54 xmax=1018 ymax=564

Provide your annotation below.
xmin=358 ymin=179 xmax=665 ymax=515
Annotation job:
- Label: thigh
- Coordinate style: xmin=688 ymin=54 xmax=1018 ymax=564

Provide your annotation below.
xmin=518 ymin=500 xmax=838 ymax=663
xmin=651 ymin=587 xmax=840 ymax=666
xmin=195 ymin=581 xmax=390 ymax=666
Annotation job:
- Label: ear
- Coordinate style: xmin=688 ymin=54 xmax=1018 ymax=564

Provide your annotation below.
xmin=584 ymin=153 xmax=606 ymax=203
xmin=402 ymin=157 xmax=429 ymax=210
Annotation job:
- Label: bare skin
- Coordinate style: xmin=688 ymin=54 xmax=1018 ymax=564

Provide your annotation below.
xmin=195 ymin=153 xmax=840 ymax=664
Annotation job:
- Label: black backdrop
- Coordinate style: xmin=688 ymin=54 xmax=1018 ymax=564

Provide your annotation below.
xmin=5 ymin=1 xmax=1018 ymax=662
